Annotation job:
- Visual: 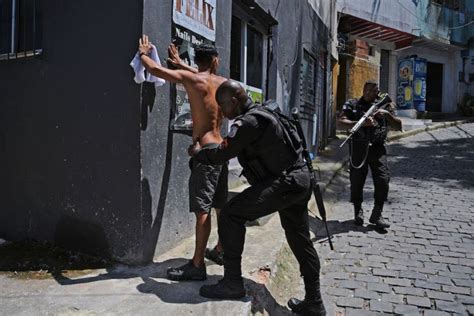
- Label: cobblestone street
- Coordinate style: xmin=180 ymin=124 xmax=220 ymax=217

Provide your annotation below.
xmin=316 ymin=123 xmax=474 ymax=315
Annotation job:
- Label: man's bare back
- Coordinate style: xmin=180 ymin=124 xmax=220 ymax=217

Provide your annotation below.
xmin=182 ymin=72 xmax=226 ymax=145
xmin=138 ymin=36 xmax=226 ymax=146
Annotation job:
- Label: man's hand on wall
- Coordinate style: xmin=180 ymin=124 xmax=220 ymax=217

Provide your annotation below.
xmin=139 ymin=35 xmax=153 ymax=56
xmin=168 ymin=43 xmax=183 ymax=68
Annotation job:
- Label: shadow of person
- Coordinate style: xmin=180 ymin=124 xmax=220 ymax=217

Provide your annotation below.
xmin=52 ymin=258 xmax=188 ymax=286
xmin=137 ymin=274 xmax=223 ymax=304
xmin=308 ymin=217 xmax=387 ymax=245
xmin=136 ymin=274 xmax=293 ymax=315
xmin=0 ymin=238 xmax=111 ymax=280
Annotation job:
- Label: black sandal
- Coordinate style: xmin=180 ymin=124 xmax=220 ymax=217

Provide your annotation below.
xmin=167 ymin=260 xmax=207 ymax=281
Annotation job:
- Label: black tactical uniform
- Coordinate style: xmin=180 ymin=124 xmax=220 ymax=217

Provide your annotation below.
xmin=341 ymin=97 xmax=392 ymax=228
xmin=195 ymin=99 xmax=325 ymax=314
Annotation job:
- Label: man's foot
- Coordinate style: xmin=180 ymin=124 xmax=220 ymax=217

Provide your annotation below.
xmin=288 ymin=298 xmax=326 ymax=316
xmin=205 ymin=247 xmax=224 ymax=266
xmin=369 ymin=214 xmax=390 ymax=229
xmin=167 ymin=260 xmax=207 ymax=281
xmin=199 ymin=278 xmax=245 ymax=299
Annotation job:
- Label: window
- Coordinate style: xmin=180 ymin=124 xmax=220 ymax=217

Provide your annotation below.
xmin=230 ymin=6 xmax=267 ymax=103
xmin=368 ymin=45 xmax=375 ymax=57
xmin=0 ymin=0 xmax=42 ymax=60
xmin=300 ymin=50 xmax=327 ymax=150
xmin=301 ymin=51 xmax=316 ymax=106
xmin=245 ymin=25 xmax=263 ymax=89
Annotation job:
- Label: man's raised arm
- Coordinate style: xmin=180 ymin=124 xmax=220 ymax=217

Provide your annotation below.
xmin=138 ymin=35 xmax=193 ymax=84
xmin=168 ymin=43 xmax=198 ymax=74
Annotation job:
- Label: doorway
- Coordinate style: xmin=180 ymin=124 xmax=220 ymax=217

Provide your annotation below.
xmin=426 ymin=62 xmax=443 ymax=112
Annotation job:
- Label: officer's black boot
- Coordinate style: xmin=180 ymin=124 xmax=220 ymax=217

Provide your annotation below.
xmin=288 ymin=279 xmax=326 ymax=315
xmin=369 ymin=204 xmax=390 ymax=229
xmin=353 ymin=203 xmax=364 ymax=226
xmin=199 ymin=277 xmax=245 ymax=299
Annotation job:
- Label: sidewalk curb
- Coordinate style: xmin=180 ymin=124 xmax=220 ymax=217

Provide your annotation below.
xmin=310 ymin=118 xmax=474 ymax=216
xmin=386 ymin=118 xmax=474 ymax=143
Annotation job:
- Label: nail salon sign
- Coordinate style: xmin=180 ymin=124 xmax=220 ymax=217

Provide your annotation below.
xmin=173 ymin=0 xmax=216 ymax=41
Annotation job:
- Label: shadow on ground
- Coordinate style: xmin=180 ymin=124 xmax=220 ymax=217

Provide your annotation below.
xmin=0 ymin=239 xmax=111 ymax=279
xmin=0 ymin=241 xmax=290 ymax=314
xmin=309 ymin=218 xmax=388 ymax=247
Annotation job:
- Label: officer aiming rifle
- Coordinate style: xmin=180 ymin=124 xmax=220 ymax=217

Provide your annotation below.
xmin=339 ymin=92 xmax=392 ymax=148
xmin=337 ymin=81 xmax=402 ymax=229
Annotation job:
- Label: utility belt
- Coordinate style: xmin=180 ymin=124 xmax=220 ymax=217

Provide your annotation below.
xmin=281 ymin=160 xmax=306 ymax=175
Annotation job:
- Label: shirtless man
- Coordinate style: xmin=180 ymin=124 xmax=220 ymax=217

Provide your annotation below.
xmin=138 ymin=35 xmax=227 ymax=280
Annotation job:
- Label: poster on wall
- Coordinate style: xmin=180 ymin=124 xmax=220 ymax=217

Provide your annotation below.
xmin=397 ymin=59 xmax=413 ymax=109
xmin=170 ymin=0 xmax=217 ymax=132
xmin=397 ymin=57 xmax=427 ymax=111
xmin=173 ymin=0 xmax=216 ymax=41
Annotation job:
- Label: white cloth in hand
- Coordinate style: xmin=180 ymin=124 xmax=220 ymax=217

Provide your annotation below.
xmin=130 ymin=44 xmax=165 ymax=87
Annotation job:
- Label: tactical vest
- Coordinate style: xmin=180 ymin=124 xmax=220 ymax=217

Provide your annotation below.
xmin=238 ymin=102 xmax=304 ymax=184
xmin=346 ymin=98 xmax=389 ymax=145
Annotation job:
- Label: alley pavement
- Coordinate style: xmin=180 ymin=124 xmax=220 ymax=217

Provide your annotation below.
xmin=312 ymin=123 xmax=474 ymax=315
xmin=1 ymin=122 xmax=473 ymax=316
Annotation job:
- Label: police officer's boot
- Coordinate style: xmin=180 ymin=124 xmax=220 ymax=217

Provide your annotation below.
xmin=199 ymin=277 xmax=245 ymax=299
xmin=353 ymin=203 xmax=364 ymax=226
xmin=369 ymin=203 xmax=390 ymax=229
xmin=288 ymin=279 xmax=326 ymax=315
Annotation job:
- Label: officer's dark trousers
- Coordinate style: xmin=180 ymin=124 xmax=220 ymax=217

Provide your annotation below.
xmin=218 ymin=167 xmax=321 ymax=286
xmin=350 ymin=143 xmax=390 ymax=206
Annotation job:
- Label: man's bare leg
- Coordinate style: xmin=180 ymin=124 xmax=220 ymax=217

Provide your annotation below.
xmin=215 ymin=208 xmax=223 ymax=252
xmin=192 ymin=211 xmax=211 ymax=267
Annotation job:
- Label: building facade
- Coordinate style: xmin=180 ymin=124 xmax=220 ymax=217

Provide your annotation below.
xmin=335 ymin=0 xmax=473 ymax=115
xmin=0 ymin=0 xmax=336 ymax=263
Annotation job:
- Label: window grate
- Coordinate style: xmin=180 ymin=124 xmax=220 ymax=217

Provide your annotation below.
xmin=0 ymin=0 xmax=42 ymax=61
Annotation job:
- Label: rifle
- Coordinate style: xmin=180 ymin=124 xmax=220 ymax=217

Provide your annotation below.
xmin=291 ymin=108 xmax=334 ymax=250
xmin=339 ymin=93 xmax=392 ymax=148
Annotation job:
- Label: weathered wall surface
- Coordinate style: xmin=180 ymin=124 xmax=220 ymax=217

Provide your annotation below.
xmin=0 ymin=0 xmax=144 ymax=262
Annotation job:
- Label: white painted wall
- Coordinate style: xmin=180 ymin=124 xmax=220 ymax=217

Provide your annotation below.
xmin=389 ymin=52 xmax=399 ymax=103
xmin=337 ymin=0 xmax=420 ymax=35
xmin=460 ymin=48 xmax=474 ymax=97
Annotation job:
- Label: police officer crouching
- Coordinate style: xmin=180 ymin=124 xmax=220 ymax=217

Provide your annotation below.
xmin=192 ymin=80 xmax=326 ymax=315
xmin=338 ymin=81 xmax=402 ymax=229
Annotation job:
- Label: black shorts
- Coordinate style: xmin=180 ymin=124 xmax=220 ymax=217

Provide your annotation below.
xmin=189 ymin=144 xmax=228 ymax=213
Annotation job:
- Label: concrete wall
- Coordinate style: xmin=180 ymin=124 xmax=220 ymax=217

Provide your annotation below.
xmin=0 ymin=0 xmax=334 ymax=263
xmin=337 ymin=0 xmax=419 ymax=35
xmin=339 ymin=39 xmax=382 ymax=101
xmin=140 ymin=0 xmax=232 ymax=260
xmin=336 ymin=0 xmax=452 ymax=41
xmin=256 ymin=0 xmax=332 ymax=149
xmin=0 ymin=0 xmax=144 ymax=262
xmin=337 ymin=0 xmax=469 ymax=113
xmin=140 ymin=0 xmax=334 ymax=257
